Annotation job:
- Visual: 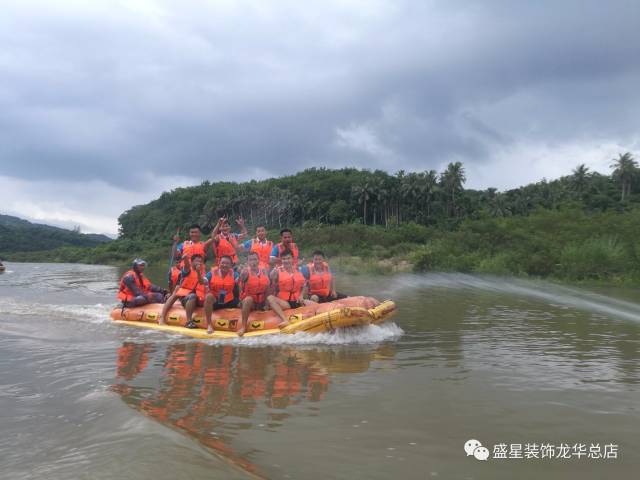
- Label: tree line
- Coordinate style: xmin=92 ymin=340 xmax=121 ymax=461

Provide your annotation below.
xmin=118 ymin=153 xmax=640 ymax=240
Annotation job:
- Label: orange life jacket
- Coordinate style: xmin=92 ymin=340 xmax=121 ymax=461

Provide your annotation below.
xmin=208 ymin=267 xmax=236 ymax=304
xmin=307 ymin=262 xmax=332 ymax=297
xmin=180 ymin=240 xmax=206 ymax=259
xmin=176 ymin=268 xmax=206 ymax=301
xmin=250 ymin=238 xmax=273 ymax=268
xmin=117 ymin=270 xmax=151 ymax=302
xmin=240 ymin=268 xmax=270 ymax=304
xmin=276 ymin=267 xmax=305 ymax=302
xmin=215 ymin=234 xmax=239 ymax=264
xmin=275 ymin=242 xmax=299 ymax=268
xmin=168 ymin=266 xmax=181 ymax=290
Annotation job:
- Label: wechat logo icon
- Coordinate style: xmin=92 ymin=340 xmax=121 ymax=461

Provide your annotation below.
xmin=464 ymin=439 xmax=490 ymax=461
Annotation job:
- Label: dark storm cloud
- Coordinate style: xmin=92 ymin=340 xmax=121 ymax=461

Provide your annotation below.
xmin=0 ymin=0 xmax=638 ymax=199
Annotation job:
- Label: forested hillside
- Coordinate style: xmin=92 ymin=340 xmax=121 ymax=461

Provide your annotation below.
xmin=117 ymin=154 xmax=639 ymax=240
xmin=5 ymin=153 xmax=640 ymax=283
xmin=0 ymin=214 xmax=112 ymax=254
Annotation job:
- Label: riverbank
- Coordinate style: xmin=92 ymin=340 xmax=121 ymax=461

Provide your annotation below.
xmin=3 ymin=208 xmax=640 ymax=284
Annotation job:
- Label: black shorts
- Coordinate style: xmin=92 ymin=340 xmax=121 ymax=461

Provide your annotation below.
xmin=287 ymin=300 xmax=303 ymax=309
xmin=315 ymin=292 xmax=347 ymax=303
xmin=179 ymin=294 xmax=204 ymax=308
xmin=213 ymin=299 xmax=239 ymax=310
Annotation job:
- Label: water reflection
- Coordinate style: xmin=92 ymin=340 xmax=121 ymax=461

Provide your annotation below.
xmin=111 ymin=342 xmax=396 ymax=477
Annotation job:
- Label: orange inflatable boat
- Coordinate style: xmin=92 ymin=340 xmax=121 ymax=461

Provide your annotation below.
xmin=111 ymin=296 xmax=396 ymax=339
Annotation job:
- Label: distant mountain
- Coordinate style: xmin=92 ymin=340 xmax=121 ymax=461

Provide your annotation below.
xmin=0 ymin=214 xmax=112 ymax=254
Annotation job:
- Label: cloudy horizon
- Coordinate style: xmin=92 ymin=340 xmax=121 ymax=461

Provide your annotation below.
xmin=1 ymin=0 xmax=638 ymax=235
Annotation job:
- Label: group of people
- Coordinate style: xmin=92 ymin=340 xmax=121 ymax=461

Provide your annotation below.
xmin=117 ymin=217 xmax=344 ymax=335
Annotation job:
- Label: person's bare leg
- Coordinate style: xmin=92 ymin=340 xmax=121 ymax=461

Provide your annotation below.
xmin=239 ymin=297 xmax=254 ymax=336
xmin=184 ymin=296 xmax=196 ymax=327
xmin=267 ymin=295 xmax=291 ymax=328
xmin=204 ymin=294 xmax=215 ymax=334
xmin=159 ymin=294 xmax=178 ymax=324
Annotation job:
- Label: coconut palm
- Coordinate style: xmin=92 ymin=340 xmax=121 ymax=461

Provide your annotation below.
xmin=610 ymin=152 xmax=638 ymax=201
xmin=571 ymin=164 xmax=590 ymax=196
xmin=352 ymin=182 xmax=372 ymax=224
xmin=440 ymin=162 xmax=466 ymax=217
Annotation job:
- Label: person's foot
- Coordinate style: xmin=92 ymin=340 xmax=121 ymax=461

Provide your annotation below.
xmin=207 ymin=326 xmax=214 ymax=334
xmin=185 ymin=321 xmax=197 ymax=329
xmin=158 ymin=319 xmax=166 ymax=325
xmin=277 ymin=320 xmax=289 ymax=328
xmin=236 ymin=327 xmax=245 ymax=337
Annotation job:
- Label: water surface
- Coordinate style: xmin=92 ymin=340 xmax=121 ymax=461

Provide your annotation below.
xmin=1 ymin=263 xmax=639 ymax=479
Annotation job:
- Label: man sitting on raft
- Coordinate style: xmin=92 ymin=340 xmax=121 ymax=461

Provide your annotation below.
xmin=301 ymin=250 xmax=347 ymax=303
xmin=267 ymin=250 xmax=316 ymax=328
xmin=117 ymin=259 xmax=167 ymax=307
xmin=160 ymin=254 xmax=207 ymax=328
xmin=203 ymin=255 xmax=240 ymax=334
xmin=237 ymin=251 xmax=271 ymax=336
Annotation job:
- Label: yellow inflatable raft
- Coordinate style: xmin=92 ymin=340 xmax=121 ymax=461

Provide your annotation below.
xmin=111 ymin=296 xmax=396 ymax=339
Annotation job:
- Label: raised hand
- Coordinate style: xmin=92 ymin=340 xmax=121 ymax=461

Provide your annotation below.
xmin=236 ymin=217 xmax=245 ymax=226
xmin=172 ymin=227 xmax=181 ymax=243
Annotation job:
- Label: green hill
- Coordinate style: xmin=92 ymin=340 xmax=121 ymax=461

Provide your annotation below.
xmin=0 ymin=214 xmax=112 ymax=255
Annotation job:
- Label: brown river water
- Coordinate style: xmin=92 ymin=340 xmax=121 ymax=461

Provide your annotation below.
xmin=1 ymin=262 xmax=639 ymax=479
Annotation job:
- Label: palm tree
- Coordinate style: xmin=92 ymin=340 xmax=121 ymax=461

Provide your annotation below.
xmin=610 ymin=152 xmax=638 ymax=201
xmin=353 ymin=182 xmax=372 ymax=224
xmin=440 ymin=162 xmax=466 ymax=217
xmin=571 ymin=164 xmax=590 ymax=196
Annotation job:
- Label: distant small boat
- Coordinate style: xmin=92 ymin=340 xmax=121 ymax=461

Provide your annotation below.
xmin=0 ymin=265 xmax=5 ymax=273
xmin=111 ymin=296 xmax=396 ymax=339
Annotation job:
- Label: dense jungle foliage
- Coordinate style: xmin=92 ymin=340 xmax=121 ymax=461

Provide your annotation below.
xmin=3 ymin=153 xmax=640 ymax=283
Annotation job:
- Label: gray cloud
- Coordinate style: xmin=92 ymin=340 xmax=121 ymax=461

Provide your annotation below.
xmin=0 ymin=0 xmax=638 ymax=232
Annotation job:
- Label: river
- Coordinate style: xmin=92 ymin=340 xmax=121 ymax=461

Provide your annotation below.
xmin=1 ymin=262 xmax=638 ymax=479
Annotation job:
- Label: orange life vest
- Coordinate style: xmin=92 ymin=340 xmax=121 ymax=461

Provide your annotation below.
xmin=276 ymin=267 xmax=305 ymax=302
xmin=117 ymin=270 xmax=151 ymax=302
xmin=275 ymin=242 xmax=299 ymax=268
xmin=250 ymin=238 xmax=273 ymax=268
xmin=215 ymin=234 xmax=239 ymax=264
xmin=176 ymin=268 xmax=206 ymax=301
xmin=168 ymin=266 xmax=181 ymax=290
xmin=208 ymin=267 xmax=236 ymax=304
xmin=180 ymin=240 xmax=206 ymax=259
xmin=306 ymin=262 xmax=332 ymax=297
xmin=240 ymin=268 xmax=270 ymax=304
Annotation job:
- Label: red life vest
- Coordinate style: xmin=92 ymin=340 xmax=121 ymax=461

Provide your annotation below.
xmin=250 ymin=238 xmax=273 ymax=268
xmin=276 ymin=267 xmax=305 ymax=302
xmin=215 ymin=234 xmax=239 ymax=264
xmin=307 ymin=262 xmax=332 ymax=297
xmin=208 ymin=267 xmax=236 ymax=304
xmin=117 ymin=270 xmax=151 ymax=302
xmin=240 ymin=268 xmax=270 ymax=304
xmin=176 ymin=269 xmax=206 ymax=301
xmin=275 ymin=242 xmax=299 ymax=268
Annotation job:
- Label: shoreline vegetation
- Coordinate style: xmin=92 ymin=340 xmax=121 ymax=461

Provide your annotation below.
xmin=3 ymin=155 xmax=640 ymax=285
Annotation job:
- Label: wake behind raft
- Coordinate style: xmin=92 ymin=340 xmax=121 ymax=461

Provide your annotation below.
xmin=111 ymin=296 xmax=396 ymax=339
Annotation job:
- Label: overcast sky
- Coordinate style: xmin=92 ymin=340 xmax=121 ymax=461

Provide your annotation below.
xmin=0 ymin=0 xmax=638 ymax=235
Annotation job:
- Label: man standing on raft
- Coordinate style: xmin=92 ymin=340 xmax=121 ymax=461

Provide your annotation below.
xmin=267 ymin=250 xmax=315 ymax=328
xmin=241 ymin=225 xmax=273 ymax=270
xmin=117 ymin=259 xmax=167 ymax=307
xmin=211 ymin=216 xmax=248 ymax=266
xmin=270 ymin=228 xmax=300 ymax=268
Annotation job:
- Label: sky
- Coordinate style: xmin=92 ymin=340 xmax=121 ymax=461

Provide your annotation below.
xmin=0 ymin=0 xmax=638 ymax=235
